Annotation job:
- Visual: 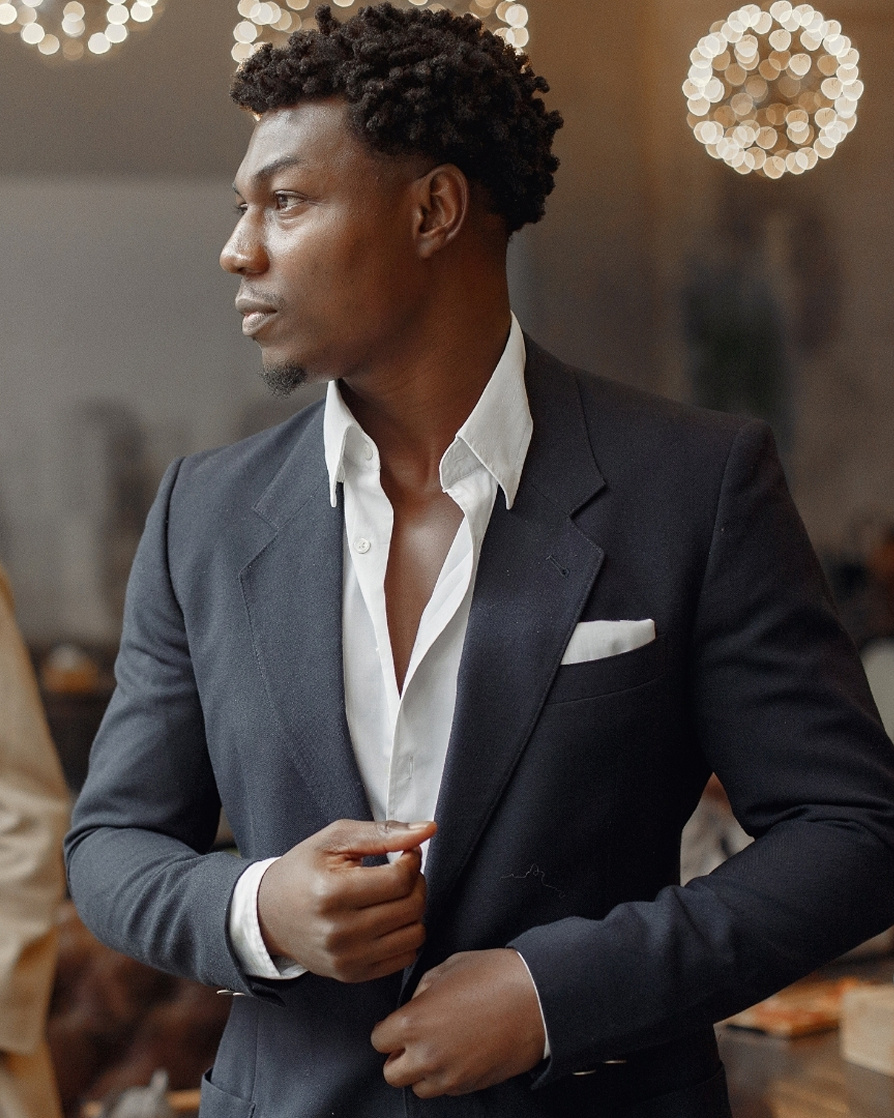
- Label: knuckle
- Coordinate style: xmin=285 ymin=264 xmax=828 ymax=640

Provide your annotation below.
xmin=324 ymin=818 xmax=355 ymax=846
xmin=414 ymin=1042 xmax=443 ymax=1080
xmin=330 ymin=955 xmax=362 ymax=984
xmin=319 ymin=918 xmax=347 ymax=955
xmin=311 ymin=874 xmax=341 ymax=913
xmin=396 ymin=861 xmax=420 ymax=894
xmin=382 ymin=1062 xmax=400 ymax=1086
xmin=406 ymin=923 xmax=426 ymax=951
xmin=390 ymin=1008 xmax=414 ymax=1035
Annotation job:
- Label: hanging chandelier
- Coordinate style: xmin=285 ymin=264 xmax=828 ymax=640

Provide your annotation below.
xmin=231 ymin=0 xmax=529 ymax=65
xmin=684 ymin=2 xmax=863 ymax=178
xmin=0 ymin=0 xmax=165 ymax=60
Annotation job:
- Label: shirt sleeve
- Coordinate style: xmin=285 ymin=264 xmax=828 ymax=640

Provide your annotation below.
xmin=229 ymin=857 xmax=308 ymax=981
xmin=513 ymin=949 xmax=551 ymax=1061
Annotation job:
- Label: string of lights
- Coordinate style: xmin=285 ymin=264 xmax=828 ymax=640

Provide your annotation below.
xmin=685 ymin=2 xmax=862 ymax=178
xmin=231 ymin=0 xmax=529 ymax=65
xmin=0 ymin=0 xmax=164 ymax=59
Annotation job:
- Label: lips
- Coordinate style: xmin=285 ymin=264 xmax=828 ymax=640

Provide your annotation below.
xmin=235 ymin=293 xmax=279 ymax=339
xmin=240 ymin=310 xmax=276 ymax=338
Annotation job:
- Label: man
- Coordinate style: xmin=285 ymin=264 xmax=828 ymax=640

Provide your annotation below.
xmin=0 ymin=564 xmax=68 ymax=1118
xmin=66 ymin=6 xmax=894 ymax=1116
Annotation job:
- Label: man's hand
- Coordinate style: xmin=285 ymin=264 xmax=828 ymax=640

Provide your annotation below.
xmin=370 ymin=948 xmax=546 ymax=1097
xmin=257 ymin=818 xmax=436 ymax=983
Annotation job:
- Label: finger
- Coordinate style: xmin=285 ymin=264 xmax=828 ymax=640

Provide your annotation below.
xmin=358 ymin=931 xmax=427 ymax=982
xmin=361 ymin=851 xmax=427 ymax=908
xmin=371 ymin=1013 xmax=403 ymax=1055
xmin=335 ymin=918 xmax=427 ymax=983
xmin=362 ymin=886 xmax=427 ymax=939
xmin=323 ymin=819 xmax=436 ymax=860
xmin=380 ymin=1050 xmax=419 ymax=1088
xmin=356 ymin=951 xmax=422 ymax=983
xmin=368 ymin=915 xmax=427 ymax=959
xmin=317 ymin=913 xmax=427 ymax=983
xmin=379 ymin=1049 xmax=454 ymax=1096
xmin=319 ymin=852 xmax=427 ymax=911
xmin=410 ymin=963 xmax=441 ymax=999
xmin=393 ymin=846 xmax=423 ymax=872
xmin=322 ymin=892 xmax=427 ymax=956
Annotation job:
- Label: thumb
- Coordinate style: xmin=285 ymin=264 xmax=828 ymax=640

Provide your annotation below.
xmin=324 ymin=818 xmax=437 ymax=858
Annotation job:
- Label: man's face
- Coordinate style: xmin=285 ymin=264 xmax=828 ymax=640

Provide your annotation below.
xmin=221 ymin=98 xmax=427 ymax=392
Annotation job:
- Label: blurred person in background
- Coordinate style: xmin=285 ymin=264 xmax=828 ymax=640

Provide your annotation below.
xmin=0 ymin=563 xmax=68 ymax=1118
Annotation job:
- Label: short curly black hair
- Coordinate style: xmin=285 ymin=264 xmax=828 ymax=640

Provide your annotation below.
xmin=230 ymin=3 xmax=563 ymax=233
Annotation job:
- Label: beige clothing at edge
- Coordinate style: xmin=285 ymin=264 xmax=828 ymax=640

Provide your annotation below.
xmin=0 ymin=565 xmax=68 ymax=1118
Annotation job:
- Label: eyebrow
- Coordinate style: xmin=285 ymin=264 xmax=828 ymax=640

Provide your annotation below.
xmin=232 ymin=155 xmax=306 ymax=194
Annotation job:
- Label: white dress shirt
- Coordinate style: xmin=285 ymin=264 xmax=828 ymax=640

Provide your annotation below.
xmin=229 ymin=315 xmax=535 ymax=988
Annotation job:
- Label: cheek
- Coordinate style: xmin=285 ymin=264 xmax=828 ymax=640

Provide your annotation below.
xmin=336 ymin=249 xmax=414 ymax=318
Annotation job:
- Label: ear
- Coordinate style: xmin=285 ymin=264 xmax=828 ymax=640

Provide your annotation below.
xmin=412 ymin=165 xmax=469 ymax=260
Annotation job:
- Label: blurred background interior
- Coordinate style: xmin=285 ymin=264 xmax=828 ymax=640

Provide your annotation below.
xmin=1 ymin=0 xmax=893 ymax=1114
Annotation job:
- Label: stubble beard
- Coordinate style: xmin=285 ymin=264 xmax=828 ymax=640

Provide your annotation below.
xmin=259 ymin=360 xmax=309 ymax=398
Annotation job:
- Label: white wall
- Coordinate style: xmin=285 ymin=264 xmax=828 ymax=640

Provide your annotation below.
xmin=0 ymin=178 xmax=296 ymax=639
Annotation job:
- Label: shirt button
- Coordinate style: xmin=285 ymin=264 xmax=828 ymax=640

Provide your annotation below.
xmin=363 ymin=444 xmax=374 ymax=461
xmin=355 ymin=537 xmax=371 ymax=554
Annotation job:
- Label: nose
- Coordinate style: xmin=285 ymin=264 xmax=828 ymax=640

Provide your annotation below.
xmin=220 ymin=216 xmax=268 ymax=276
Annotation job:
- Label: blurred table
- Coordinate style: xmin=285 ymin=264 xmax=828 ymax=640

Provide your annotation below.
xmin=720 ymin=957 xmax=894 ymax=1118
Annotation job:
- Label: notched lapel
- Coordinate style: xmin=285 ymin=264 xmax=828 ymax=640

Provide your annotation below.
xmin=422 ymin=345 xmax=608 ymax=929
xmin=239 ymin=415 xmax=371 ymax=825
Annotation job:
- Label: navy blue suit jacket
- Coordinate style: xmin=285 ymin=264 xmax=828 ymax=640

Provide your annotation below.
xmin=67 ymin=340 xmax=894 ymax=1117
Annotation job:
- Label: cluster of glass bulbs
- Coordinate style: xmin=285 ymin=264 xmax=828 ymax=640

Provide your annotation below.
xmin=0 ymin=0 xmax=163 ymax=59
xmin=232 ymin=0 xmax=529 ymax=64
xmin=685 ymin=2 xmax=862 ymax=178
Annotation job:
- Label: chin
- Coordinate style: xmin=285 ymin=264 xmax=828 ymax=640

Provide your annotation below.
xmin=259 ymin=359 xmax=309 ymax=398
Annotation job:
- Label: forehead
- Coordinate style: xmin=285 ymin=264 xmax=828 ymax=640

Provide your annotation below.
xmin=235 ymin=98 xmax=386 ymax=190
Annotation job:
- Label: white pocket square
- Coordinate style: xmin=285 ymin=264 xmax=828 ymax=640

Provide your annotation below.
xmin=561 ymin=619 xmax=656 ymax=665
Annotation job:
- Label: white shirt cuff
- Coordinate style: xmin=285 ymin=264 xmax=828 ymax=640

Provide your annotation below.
xmin=229 ymin=857 xmax=307 ymax=980
xmin=513 ymin=949 xmax=551 ymax=1061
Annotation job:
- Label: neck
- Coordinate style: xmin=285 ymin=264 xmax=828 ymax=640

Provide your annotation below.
xmin=339 ymin=279 xmax=511 ymax=492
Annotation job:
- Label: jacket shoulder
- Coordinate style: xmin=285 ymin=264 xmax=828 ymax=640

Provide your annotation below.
xmin=149 ymin=398 xmax=327 ymax=575
xmin=524 ymin=335 xmax=766 ymax=478
xmin=176 ymin=398 xmax=324 ymax=498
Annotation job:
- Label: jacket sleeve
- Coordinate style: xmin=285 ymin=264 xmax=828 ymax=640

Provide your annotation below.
xmin=0 ymin=567 xmax=69 ymax=1055
xmin=511 ymin=420 xmax=894 ymax=1082
xmin=65 ymin=460 xmax=259 ymax=995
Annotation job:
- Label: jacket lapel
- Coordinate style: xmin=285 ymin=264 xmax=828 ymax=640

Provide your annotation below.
xmin=422 ymin=341 xmax=607 ymax=929
xmin=239 ymin=409 xmax=372 ymax=825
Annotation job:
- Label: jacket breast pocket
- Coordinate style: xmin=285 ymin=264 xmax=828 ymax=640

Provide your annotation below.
xmin=545 ymin=635 xmax=665 ymax=704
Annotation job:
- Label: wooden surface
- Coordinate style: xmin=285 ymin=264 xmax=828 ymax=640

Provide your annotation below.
xmin=719 ymin=957 xmax=894 ymax=1118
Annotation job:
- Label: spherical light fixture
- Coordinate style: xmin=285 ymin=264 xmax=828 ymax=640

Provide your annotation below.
xmin=0 ymin=0 xmax=165 ymax=60
xmin=231 ymin=0 xmax=529 ymax=65
xmin=684 ymin=3 xmax=863 ymax=178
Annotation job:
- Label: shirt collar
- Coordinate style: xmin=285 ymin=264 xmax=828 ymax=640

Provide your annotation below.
xmin=323 ymin=312 xmax=531 ymax=509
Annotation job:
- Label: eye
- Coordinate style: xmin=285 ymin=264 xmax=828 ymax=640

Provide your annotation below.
xmin=274 ymin=191 xmax=304 ymax=212
xmin=233 ymin=202 xmax=248 ymax=216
